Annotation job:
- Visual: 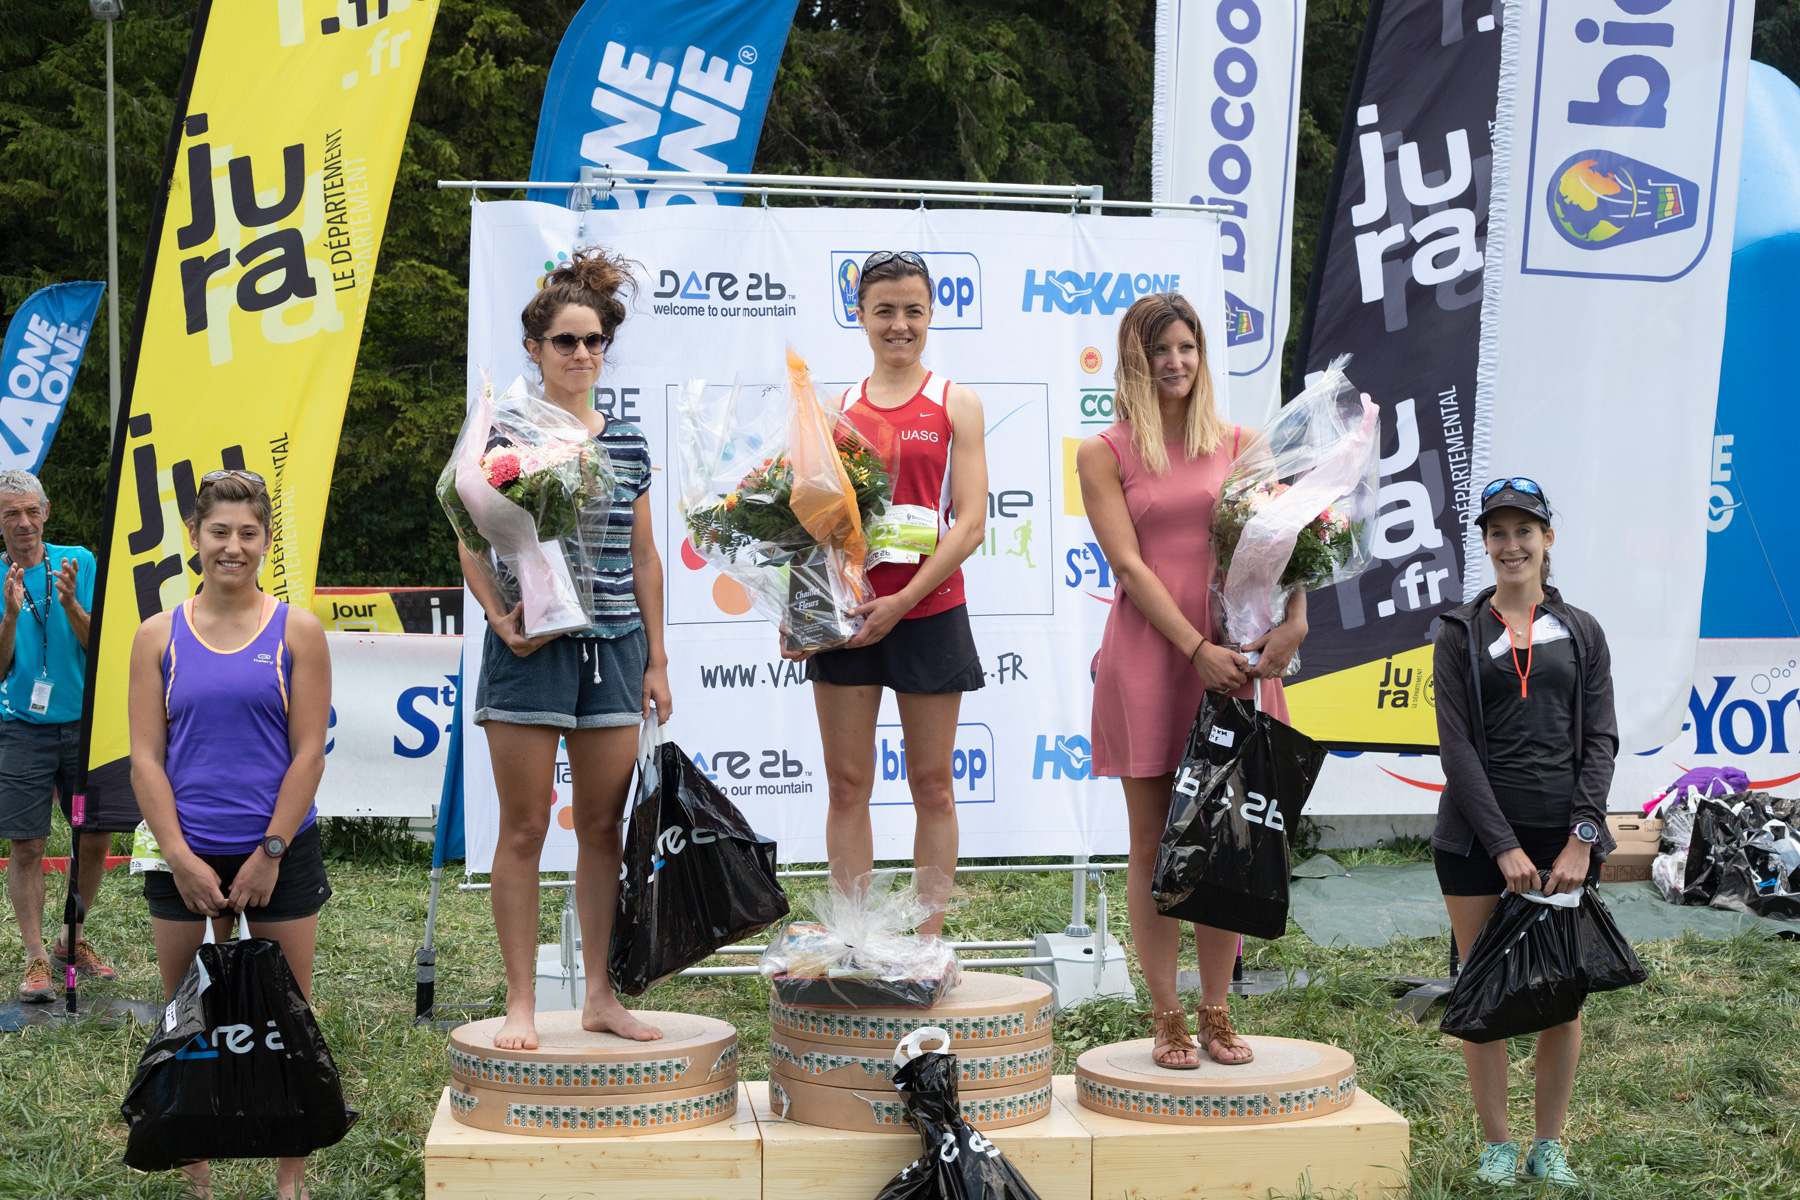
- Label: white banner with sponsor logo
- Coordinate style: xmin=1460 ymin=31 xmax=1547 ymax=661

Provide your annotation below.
xmin=1477 ymin=0 xmax=1753 ymax=751
xmin=1307 ymin=638 xmax=1800 ymax=819
xmin=316 ymin=632 xmax=461 ymax=818
xmin=1152 ymin=0 xmax=1305 ymax=428
xmin=460 ymin=202 xmax=1227 ymax=872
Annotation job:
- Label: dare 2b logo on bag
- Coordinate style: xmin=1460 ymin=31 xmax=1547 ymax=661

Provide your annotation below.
xmin=1520 ymin=0 xmax=1743 ymax=281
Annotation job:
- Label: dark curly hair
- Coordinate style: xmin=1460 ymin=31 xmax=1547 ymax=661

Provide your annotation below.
xmin=520 ymin=247 xmax=639 ymax=356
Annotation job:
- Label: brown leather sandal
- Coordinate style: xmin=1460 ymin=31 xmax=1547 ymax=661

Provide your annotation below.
xmin=1197 ymin=1003 xmax=1255 ymax=1065
xmin=1148 ymin=1009 xmax=1200 ymax=1070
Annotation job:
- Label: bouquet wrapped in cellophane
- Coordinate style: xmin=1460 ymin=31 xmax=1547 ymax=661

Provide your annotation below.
xmin=1212 ymin=358 xmax=1381 ymax=674
xmin=680 ymin=349 xmax=892 ymax=653
xmin=438 ymin=374 xmax=615 ymax=638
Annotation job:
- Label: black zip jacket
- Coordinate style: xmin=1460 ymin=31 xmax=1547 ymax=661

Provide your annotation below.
xmin=1432 ymin=584 xmax=1619 ymax=861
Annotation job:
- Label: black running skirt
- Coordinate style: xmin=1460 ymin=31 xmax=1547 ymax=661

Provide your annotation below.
xmin=805 ymin=604 xmax=985 ymax=694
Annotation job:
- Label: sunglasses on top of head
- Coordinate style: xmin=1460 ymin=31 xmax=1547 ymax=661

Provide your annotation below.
xmin=536 ymin=332 xmax=609 ymax=356
xmin=862 ymin=250 xmax=928 ymax=271
xmin=199 ymin=469 xmax=266 ymax=489
xmin=1482 ymin=477 xmax=1543 ymax=500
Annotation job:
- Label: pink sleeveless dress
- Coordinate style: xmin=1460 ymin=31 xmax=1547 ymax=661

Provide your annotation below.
xmin=1090 ymin=423 xmax=1289 ymax=778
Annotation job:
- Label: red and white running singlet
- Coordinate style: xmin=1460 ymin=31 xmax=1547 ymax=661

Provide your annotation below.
xmin=841 ymin=372 xmax=964 ymax=620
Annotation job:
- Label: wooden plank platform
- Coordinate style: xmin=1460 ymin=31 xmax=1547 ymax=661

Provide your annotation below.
xmin=1054 ymin=1075 xmax=1409 ymax=1200
xmin=747 ymin=1080 xmax=1092 ymax=1200
xmin=424 ymin=1084 xmax=761 ymax=1200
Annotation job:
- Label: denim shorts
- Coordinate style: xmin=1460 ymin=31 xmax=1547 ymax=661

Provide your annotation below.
xmin=474 ymin=627 xmax=646 ymax=729
xmin=0 ymin=718 xmax=80 ymax=840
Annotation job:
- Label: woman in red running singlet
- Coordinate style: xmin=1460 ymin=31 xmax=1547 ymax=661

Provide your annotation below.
xmin=790 ymin=251 xmax=988 ymax=933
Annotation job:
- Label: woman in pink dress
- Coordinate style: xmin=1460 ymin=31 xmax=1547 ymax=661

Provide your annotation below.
xmin=1077 ymin=293 xmax=1307 ymax=1069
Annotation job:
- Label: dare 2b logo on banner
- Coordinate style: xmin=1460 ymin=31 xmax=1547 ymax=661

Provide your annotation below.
xmin=1520 ymin=0 xmax=1744 ymax=280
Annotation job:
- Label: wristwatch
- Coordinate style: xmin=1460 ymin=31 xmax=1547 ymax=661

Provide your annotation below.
xmin=1570 ymin=820 xmax=1600 ymax=845
xmin=260 ymin=834 xmax=288 ymax=859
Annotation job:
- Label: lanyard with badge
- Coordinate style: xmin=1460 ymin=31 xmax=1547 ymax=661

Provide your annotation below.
xmin=12 ymin=557 xmax=54 ymax=714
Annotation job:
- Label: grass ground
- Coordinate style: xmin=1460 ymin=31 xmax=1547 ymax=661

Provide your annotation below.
xmin=0 ymin=825 xmax=1795 ymax=1199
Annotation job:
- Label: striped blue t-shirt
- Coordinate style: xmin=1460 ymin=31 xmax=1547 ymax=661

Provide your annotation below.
xmin=572 ymin=420 xmax=653 ymax=638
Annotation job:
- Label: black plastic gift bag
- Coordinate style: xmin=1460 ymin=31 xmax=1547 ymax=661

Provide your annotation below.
xmin=1682 ymin=795 xmax=1800 ymax=919
xmin=873 ymin=1031 xmax=1044 ymax=1200
xmin=610 ymin=722 xmax=790 ymax=995
xmin=120 ymin=924 xmax=356 ymax=1171
xmin=1151 ymin=691 xmax=1327 ymax=939
xmin=1440 ymin=881 xmax=1648 ymax=1043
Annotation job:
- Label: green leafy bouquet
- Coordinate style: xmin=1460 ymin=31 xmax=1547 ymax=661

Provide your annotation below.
xmin=686 ymin=437 xmax=891 ymax=559
xmin=1212 ymin=479 xmax=1359 ymax=591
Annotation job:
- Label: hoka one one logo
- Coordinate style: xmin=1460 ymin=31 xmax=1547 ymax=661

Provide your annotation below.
xmin=1548 ymin=150 xmax=1698 ymax=249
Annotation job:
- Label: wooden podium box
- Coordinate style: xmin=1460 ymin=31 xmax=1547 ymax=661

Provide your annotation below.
xmin=746 ymin=1079 xmax=1092 ymax=1200
xmin=424 ymin=1084 xmax=761 ymax=1200
xmin=1055 ymin=1076 xmax=1409 ymax=1199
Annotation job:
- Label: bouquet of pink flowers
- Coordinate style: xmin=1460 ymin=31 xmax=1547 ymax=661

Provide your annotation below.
xmin=1211 ymin=360 xmax=1381 ymax=674
xmin=438 ymin=376 xmax=615 ymax=638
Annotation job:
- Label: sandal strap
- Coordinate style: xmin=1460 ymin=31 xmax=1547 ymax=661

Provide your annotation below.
xmin=1197 ymin=1003 xmax=1247 ymax=1052
xmin=1148 ymin=1009 xmax=1197 ymax=1053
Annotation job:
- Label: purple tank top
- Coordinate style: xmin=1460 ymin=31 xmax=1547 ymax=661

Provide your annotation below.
xmin=162 ymin=595 xmax=307 ymax=854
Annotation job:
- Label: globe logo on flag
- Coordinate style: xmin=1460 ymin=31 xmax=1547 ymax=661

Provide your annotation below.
xmin=1547 ymin=150 xmax=1699 ymax=250
xmin=836 ymin=258 xmax=861 ymax=323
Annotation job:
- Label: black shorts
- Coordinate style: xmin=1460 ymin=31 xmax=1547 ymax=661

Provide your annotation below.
xmin=143 ymin=822 xmax=332 ymax=922
xmin=805 ymin=604 xmax=985 ymax=694
xmin=1434 ymin=823 xmax=1599 ymax=896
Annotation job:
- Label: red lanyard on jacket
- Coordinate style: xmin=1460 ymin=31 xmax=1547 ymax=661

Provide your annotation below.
xmin=1491 ymin=604 xmax=1535 ymax=699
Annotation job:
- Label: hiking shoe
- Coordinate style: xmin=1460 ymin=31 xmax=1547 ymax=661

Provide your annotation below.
xmin=51 ymin=939 xmax=117 ymax=981
xmin=1525 ymin=1140 xmax=1578 ymax=1186
xmin=18 ymin=958 xmax=54 ymax=1003
xmin=1476 ymin=1140 xmax=1521 ymax=1186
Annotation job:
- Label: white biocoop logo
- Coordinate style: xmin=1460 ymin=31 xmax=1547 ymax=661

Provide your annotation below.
xmin=1519 ymin=0 xmax=1741 ymax=280
xmin=1152 ymin=0 xmax=1305 ymax=426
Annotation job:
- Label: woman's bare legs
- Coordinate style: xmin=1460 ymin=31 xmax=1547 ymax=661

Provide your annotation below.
xmin=251 ymin=914 xmax=320 ymax=1200
xmin=565 ymin=723 xmax=660 ymax=1040
xmin=483 ymin=721 xmax=561 ymax=1050
xmin=815 ymin=680 xmax=885 ymax=892
xmin=1122 ymin=774 xmax=1196 ymax=1067
xmin=892 ymin=691 xmax=962 ymax=935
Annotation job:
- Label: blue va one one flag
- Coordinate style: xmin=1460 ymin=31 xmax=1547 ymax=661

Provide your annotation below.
xmin=0 ymin=281 xmax=104 ymax=471
xmin=526 ymin=0 xmax=801 ymax=207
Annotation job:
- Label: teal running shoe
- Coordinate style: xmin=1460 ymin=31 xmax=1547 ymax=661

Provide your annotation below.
xmin=1525 ymin=1139 xmax=1578 ymax=1186
xmin=1476 ymin=1140 xmax=1521 ymax=1186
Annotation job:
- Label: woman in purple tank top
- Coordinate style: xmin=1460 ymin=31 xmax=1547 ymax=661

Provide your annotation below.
xmin=128 ymin=473 xmax=332 ymax=1200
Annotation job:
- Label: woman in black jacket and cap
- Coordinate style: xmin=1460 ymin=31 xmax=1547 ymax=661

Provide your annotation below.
xmin=1432 ymin=478 xmax=1618 ymax=1190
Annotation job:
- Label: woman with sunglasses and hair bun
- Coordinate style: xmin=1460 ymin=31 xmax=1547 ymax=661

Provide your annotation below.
xmin=128 ymin=470 xmax=332 ymax=1200
xmin=462 ymin=248 xmax=673 ymax=1052
xmin=788 ymin=250 xmax=988 ymax=933
xmin=1434 ymin=478 xmax=1618 ymax=1189
xmin=1079 ymin=293 xmax=1302 ymax=1071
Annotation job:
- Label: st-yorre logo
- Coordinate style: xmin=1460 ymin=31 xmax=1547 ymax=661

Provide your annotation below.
xmin=1547 ymin=150 xmax=1698 ymax=250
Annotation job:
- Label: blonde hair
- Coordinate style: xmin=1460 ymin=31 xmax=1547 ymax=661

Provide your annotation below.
xmin=1112 ymin=293 xmax=1228 ymax=475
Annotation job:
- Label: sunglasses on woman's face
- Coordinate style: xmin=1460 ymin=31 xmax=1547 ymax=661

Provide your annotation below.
xmin=199 ymin=469 xmax=265 ymax=488
xmin=1482 ymin=476 xmax=1543 ymax=499
xmin=538 ymin=332 xmax=608 ymax=356
xmin=862 ymin=250 xmax=928 ymax=271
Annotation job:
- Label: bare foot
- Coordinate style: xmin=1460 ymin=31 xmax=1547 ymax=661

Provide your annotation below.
xmin=582 ymin=996 xmax=663 ymax=1041
xmin=181 ymin=1161 xmax=212 ymax=1199
xmin=493 ymin=1000 xmax=539 ymax=1050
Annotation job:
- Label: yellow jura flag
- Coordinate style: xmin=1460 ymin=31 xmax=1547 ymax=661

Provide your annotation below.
xmin=83 ymin=1 xmax=437 ymax=792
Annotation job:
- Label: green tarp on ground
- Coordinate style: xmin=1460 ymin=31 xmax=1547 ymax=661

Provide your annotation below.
xmin=1289 ymin=861 xmax=1798 ymax=949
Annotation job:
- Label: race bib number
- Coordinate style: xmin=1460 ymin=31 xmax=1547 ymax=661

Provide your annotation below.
xmin=864 ymin=503 xmax=939 ymax=568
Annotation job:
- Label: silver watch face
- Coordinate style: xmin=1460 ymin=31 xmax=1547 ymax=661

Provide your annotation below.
xmin=1573 ymin=821 xmax=1599 ymax=844
xmin=264 ymin=836 xmax=286 ymax=857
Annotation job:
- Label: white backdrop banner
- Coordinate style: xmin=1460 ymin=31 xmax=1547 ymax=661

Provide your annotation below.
xmin=316 ymin=632 xmax=461 ymax=818
xmin=460 ymin=202 xmax=1227 ymax=873
xmin=1152 ymin=0 xmax=1305 ymax=429
xmin=1309 ymin=638 xmax=1800 ymax=817
xmin=1477 ymin=1 xmax=1753 ymax=751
